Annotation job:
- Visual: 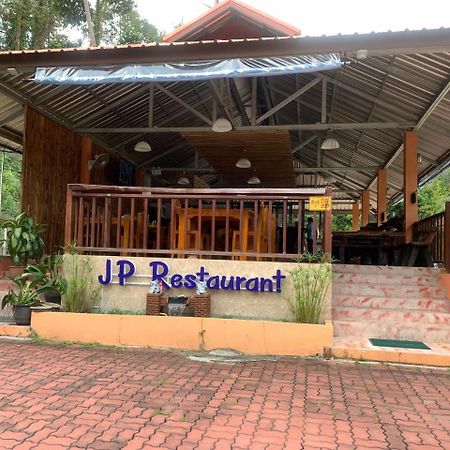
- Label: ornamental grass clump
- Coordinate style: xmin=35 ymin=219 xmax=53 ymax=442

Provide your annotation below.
xmin=288 ymin=253 xmax=332 ymax=324
xmin=63 ymin=250 xmax=99 ymax=313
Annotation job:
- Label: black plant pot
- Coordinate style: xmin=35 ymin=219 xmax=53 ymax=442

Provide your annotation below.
xmin=43 ymin=288 xmax=61 ymax=305
xmin=13 ymin=305 xmax=32 ymax=326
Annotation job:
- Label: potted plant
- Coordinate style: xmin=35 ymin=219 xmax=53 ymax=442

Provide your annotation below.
xmin=0 ymin=213 xmax=46 ymax=274
xmin=1 ymin=274 xmax=50 ymax=325
xmin=24 ymin=255 xmax=67 ymax=305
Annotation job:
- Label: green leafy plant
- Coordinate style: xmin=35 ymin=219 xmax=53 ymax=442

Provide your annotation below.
xmin=287 ymin=253 xmax=332 ymax=324
xmin=1 ymin=274 xmax=47 ymax=308
xmin=63 ymin=249 xmax=100 ymax=313
xmin=24 ymin=255 xmax=67 ymax=296
xmin=0 ymin=213 xmax=46 ymax=266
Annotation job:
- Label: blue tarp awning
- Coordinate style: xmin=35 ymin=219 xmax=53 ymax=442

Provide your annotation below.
xmin=33 ymin=54 xmax=341 ymax=84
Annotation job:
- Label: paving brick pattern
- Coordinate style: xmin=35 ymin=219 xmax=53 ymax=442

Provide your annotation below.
xmin=0 ymin=340 xmax=449 ymax=449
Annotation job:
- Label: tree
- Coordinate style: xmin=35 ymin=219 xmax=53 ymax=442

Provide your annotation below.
xmin=90 ymin=0 xmax=135 ymax=45
xmin=332 ymin=214 xmax=353 ymax=232
xmin=418 ymin=169 xmax=450 ymax=219
xmin=0 ymin=0 xmax=84 ymax=50
xmin=82 ymin=0 xmax=96 ymax=46
xmin=0 ymin=152 xmax=21 ymax=218
xmin=117 ymin=9 xmax=161 ymax=45
xmin=0 ymin=0 xmax=160 ymax=50
xmin=387 ymin=168 xmax=450 ymax=220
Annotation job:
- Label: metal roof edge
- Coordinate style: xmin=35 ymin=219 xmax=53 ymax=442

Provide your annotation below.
xmin=0 ymin=28 xmax=449 ymax=69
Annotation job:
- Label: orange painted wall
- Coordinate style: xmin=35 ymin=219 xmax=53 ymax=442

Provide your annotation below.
xmin=31 ymin=312 xmax=333 ymax=357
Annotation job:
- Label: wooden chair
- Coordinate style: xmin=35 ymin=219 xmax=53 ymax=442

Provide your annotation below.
xmin=174 ymin=209 xmax=210 ymax=253
xmin=400 ymin=230 xmax=436 ymax=267
xmin=232 ymin=206 xmax=269 ymax=260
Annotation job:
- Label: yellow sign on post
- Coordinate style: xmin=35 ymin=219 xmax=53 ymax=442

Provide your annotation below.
xmin=309 ymin=196 xmax=332 ymax=211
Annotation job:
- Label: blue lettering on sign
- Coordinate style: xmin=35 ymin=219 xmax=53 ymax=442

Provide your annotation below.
xmin=98 ymin=259 xmax=286 ymax=293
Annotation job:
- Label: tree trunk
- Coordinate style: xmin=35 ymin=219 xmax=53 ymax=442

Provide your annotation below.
xmin=82 ymin=0 xmax=96 ymax=46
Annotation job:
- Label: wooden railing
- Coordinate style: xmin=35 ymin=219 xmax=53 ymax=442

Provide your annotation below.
xmin=414 ymin=201 xmax=450 ymax=269
xmin=65 ymin=184 xmax=332 ymax=260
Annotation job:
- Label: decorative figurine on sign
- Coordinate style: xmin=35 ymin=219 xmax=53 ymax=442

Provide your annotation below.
xmin=149 ymin=279 xmax=161 ymax=294
xmin=196 ymin=280 xmax=207 ymax=295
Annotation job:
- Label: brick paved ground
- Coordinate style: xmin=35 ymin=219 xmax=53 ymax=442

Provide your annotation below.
xmin=0 ymin=339 xmax=449 ymax=450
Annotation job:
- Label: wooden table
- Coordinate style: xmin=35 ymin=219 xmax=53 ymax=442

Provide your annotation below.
xmin=333 ymin=231 xmax=405 ymax=265
xmin=175 ymin=208 xmax=253 ymax=259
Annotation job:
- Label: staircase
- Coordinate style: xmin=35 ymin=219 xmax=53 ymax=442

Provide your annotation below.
xmin=332 ymin=265 xmax=450 ymax=343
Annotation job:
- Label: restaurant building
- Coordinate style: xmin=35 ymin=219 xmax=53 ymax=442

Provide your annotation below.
xmin=0 ymin=0 xmax=449 ymax=358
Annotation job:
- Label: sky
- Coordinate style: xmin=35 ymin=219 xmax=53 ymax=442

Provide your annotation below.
xmin=136 ymin=0 xmax=450 ymax=37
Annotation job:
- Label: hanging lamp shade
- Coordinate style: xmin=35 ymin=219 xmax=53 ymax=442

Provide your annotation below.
xmin=236 ymin=158 xmax=251 ymax=169
xmin=320 ymin=138 xmax=339 ymax=150
xmin=212 ymin=117 xmax=232 ymax=132
xmin=247 ymin=176 xmax=261 ymax=185
xmin=177 ymin=176 xmax=190 ymax=186
xmin=134 ymin=141 xmax=152 ymax=152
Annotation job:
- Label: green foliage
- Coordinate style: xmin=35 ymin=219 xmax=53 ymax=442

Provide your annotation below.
xmin=287 ymin=254 xmax=332 ymax=324
xmin=0 ymin=212 xmax=46 ymax=266
xmin=0 ymin=0 xmax=85 ymax=50
xmin=387 ymin=168 xmax=450 ymax=220
xmin=1 ymin=273 xmax=48 ymax=308
xmin=116 ymin=9 xmax=162 ymax=45
xmin=86 ymin=0 xmax=161 ymax=45
xmin=24 ymin=254 xmax=67 ymax=296
xmin=0 ymin=0 xmax=160 ymax=50
xmin=418 ymin=169 xmax=450 ymax=219
xmin=332 ymin=214 xmax=353 ymax=232
xmin=63 ymin=250 xmax=100 ymax=313
xmin=0 ymin=153 xmax=21 ymax=218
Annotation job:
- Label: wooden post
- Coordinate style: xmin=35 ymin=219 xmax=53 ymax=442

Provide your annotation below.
xmin=445 ymin=201 xmax=450 ymax=273
xmin=352 ymin=202 xmax=359 ymax=231
xmin=323 ymin=186 xmax=332 ymax=256
xmin=136 ymin=168 xmax=146 ymax=187
xmin=361 ymin=190 xmax=370 ymax=227
xmin=403 ymin=131 xmax=418 ymax=243
xmin=80 ymin=136 xmax=92 ymax=184
xmin=64 ymin=187 xmax=73 ymax=248
xmin=377 ymin=168 xmax=387 ymax=226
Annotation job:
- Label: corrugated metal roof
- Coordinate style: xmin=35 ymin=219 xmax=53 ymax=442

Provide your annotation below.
xmin=0 ymin=29 xmax=448 ymax=206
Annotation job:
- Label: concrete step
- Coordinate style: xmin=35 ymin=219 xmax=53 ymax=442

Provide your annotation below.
xmin=332 ymin=264 xmax=443 ymax=277
xmin=333 ymin=319 xmax=450 ymax=343
xmin=332 ymin=306 xmax=450 ymax=325
xmin=332 ymin=294 xmax=450 ymax=313
xmin=333 ymin=283 xmax=447 ymax=299
xmin=333 ymin=272 xmax=441 ymax=286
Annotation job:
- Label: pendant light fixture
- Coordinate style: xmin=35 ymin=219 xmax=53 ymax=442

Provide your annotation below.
xmin=236 ymin=158 xmax=251 ymax=169
xmin=320 ymin=137 xmax=339 ymax=150
xmin=134 ymin=141 xmax=152 ymax=152
xmin=177 ymin=176 xmax=190 ymax=186
xmin=247 ymin=176 xmax=261 ymax=185
xmin=236 ymin=149 xmax=251 ymax=168
xmin=212 ymin=117 xmax=233 ymax=132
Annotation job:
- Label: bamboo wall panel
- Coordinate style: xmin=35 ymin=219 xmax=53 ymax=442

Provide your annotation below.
xmin=22 ymin=107 xmax=82 ymax=253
